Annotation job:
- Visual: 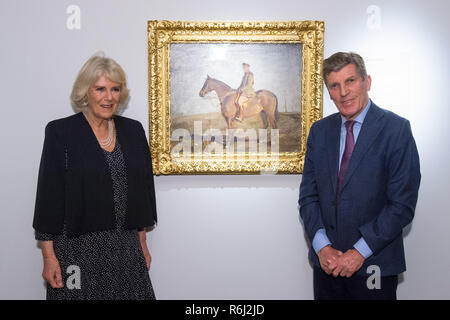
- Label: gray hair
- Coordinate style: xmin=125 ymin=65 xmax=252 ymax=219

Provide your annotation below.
xmin=70 ymin=53 xmax=130 ymax=112
xmin=323 ymin=52 xmax=368 ymax=84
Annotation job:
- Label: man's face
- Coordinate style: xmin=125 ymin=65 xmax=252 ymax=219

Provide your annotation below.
xmin=326 ymin=63 xmax=371 ymax=120
xmin=243 ymin=65 xmax=250 ymax=73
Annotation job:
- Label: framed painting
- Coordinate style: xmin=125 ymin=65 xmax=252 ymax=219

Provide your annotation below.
xmin=148 ymin=20 xmax=324 ymax=174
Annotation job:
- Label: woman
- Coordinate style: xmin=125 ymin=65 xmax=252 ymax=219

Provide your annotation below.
xmin=33 ymin=54 xmax=157 ymax=300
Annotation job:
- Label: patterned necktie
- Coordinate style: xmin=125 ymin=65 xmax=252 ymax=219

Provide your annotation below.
xmin=337 ymin=120 xmax=355 ymax=195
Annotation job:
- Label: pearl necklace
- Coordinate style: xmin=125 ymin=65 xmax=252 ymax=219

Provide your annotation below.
xmin=83 ymin=112 xmax=115 ymax=149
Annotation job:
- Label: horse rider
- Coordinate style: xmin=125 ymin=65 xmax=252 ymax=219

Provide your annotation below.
xmin=234 ymin=62 xmax=256 ymax=122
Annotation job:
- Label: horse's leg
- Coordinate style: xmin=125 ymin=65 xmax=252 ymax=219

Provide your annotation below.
xmin=269 ymin=112 xmax=277 ymax=129
xmin=227 ymin=116 xmax=233 ymax=129
xmin=220 ymin=99 xmax=232 ymax=129
xmin=261 ymin=96 xmax=277 ymax=129
xmin=269 ymin=95 xmax=278 ymax=129
xmin=259 ymin=111 xmax=268 ymax=128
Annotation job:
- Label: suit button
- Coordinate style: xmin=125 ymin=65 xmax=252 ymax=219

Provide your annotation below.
xmin=329 ymin=225 xmax=335 ymax=230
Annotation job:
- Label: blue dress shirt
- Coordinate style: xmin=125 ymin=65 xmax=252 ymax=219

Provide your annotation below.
xmin=311 ymin=100 xmax=373 ymax=259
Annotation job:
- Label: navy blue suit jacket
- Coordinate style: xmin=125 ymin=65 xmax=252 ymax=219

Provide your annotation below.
xmin=299 ymin=102 xmax=421 ymax=276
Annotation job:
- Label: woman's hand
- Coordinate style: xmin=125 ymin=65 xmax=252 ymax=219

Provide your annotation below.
xmin=42 ymin=256 xmax=64 ymax=288
xmin=139 ymin=230 xmax=152 ymax=270
xmin=41 ymin=241 xmax=64 ymax=288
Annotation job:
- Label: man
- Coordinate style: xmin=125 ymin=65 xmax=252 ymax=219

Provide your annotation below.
xmin=298 ymin=52 xmax=421 ymax=300
xmin=234 ymin=62 xmax=256 ymax=122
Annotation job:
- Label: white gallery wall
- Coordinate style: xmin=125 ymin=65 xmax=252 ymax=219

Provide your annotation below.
xmin=0 ymin=0 xmax=449 ymax=299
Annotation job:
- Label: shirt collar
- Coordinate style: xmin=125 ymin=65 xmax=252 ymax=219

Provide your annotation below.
xmin=341 ymin=99 xmax=372 ymax=125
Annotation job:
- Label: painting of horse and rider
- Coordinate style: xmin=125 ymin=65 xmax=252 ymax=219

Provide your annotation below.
xmin=170 ymin=43 xmax=303 ymax=153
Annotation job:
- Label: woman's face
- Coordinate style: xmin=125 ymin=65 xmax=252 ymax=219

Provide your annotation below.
xmin=86 ymin=75 xmax=121 ymax=120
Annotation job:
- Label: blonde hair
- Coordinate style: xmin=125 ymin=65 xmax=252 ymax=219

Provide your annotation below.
xmin=70 ymin=53 xmax=130 ymax=112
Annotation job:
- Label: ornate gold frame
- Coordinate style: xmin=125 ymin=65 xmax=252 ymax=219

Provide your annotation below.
xmin=148 ymin=20 xmax=324 ymax=175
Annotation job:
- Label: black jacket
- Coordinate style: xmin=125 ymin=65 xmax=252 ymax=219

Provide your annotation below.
xmin=33 ymin=112 xmax=157 ymax=237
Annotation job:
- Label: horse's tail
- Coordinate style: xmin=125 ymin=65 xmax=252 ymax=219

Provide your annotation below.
xmin=274 ymin=94 xmax=279 ymax=121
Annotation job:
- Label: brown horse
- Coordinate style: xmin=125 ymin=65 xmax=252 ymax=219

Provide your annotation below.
xmin=199 ymin=76 xmax=278 ymax=129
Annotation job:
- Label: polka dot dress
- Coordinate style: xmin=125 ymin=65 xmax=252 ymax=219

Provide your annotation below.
xmin=36 ymin=140 xmax=156 ymax=300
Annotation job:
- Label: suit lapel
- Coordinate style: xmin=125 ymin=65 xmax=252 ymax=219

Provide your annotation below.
xmin=340 ymin=103 xmax=385 ymax=193
xmin=327 ymin=113 xmax=341 ymax=195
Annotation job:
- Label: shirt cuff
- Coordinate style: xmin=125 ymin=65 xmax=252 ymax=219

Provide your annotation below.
xmin=353 ymin=237 xmax=373 ymax=259
xmin=312 ymin=228 xmax=331 ymax=254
